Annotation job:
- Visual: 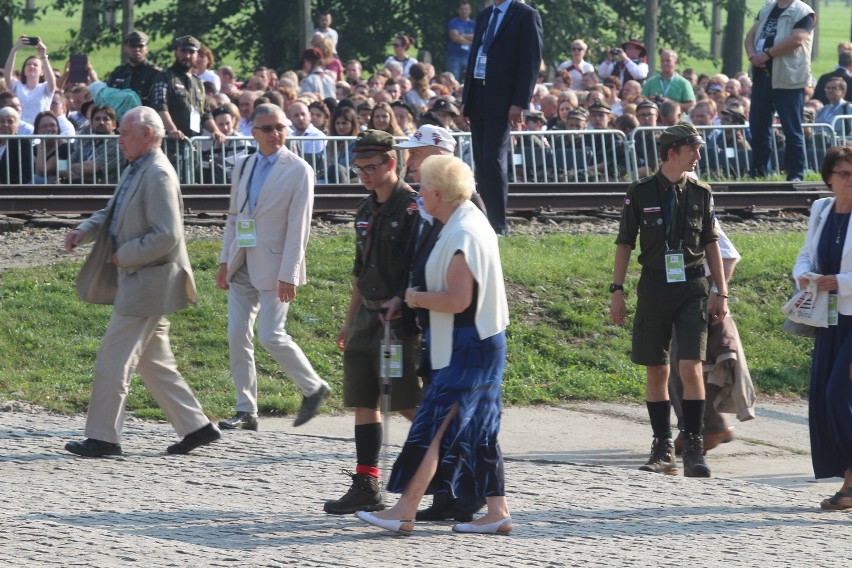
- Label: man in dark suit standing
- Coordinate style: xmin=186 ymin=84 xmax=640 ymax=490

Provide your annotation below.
xmin=462 ymin=0 xmax=542 ymax=235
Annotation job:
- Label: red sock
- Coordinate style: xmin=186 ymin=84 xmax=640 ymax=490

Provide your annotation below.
xmin=356 ymin=465 xmax=380 ymax=478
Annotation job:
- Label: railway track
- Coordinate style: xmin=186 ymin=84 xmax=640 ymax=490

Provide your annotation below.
xmin=0 ymin=181 xmax=830 ymax=215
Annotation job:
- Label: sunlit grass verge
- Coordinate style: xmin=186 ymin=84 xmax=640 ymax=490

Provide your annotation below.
xmin=0 ymin=230 xmax=810 ymax=421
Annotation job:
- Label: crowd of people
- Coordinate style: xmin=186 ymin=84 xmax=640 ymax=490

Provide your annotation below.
xmin=2 ymin=0 xmax=851 ymax=530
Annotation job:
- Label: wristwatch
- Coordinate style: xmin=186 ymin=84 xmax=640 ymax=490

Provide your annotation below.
xmin=609 ymin=283 xmax=624 ymax=294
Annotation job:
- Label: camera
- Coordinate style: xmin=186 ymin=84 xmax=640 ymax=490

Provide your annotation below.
xmin=610 ymin=48 xmax=620 ymax=57
xmin=24 ymin=36 xmax=39 ymax=46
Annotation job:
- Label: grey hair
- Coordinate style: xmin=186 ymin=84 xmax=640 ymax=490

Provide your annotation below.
xmin=129 ymin=106 xmax=165 ymax=142
xmin=0 ymin=106 xmax=20 ymax=122
xmin=252 ymin=103 xmax=286 ymax=125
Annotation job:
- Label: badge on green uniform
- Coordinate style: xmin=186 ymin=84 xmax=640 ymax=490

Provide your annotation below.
xmin=665 ymin=250 xmax=686 ymax=283
xmin=236 ymin=219 xmax=257 ymax=248
xmin=381 ymin=341 xmax=403 ymax=378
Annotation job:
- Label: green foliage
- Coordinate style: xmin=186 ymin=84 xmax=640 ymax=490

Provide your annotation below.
xmin=0 ymin=230 xmax=812 ymax=420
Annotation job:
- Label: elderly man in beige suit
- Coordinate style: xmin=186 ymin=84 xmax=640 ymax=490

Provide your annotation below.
xmin=215 ymin=103 xmax=330 ymax=431
xmin=64 ymin=106 xmax=220 ymax=457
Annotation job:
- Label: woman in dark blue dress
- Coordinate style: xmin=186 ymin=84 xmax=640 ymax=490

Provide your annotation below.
xmin=355 ymin=154 xmax=512 ymax=535
xmin=793 ymin=145 xmax=852 ymax=510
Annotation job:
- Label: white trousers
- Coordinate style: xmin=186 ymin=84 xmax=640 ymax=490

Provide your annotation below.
xmin=85 ymin=312 xmax=210 ymax=444
xmin=228 ymin=266 xmax=326 ymax=413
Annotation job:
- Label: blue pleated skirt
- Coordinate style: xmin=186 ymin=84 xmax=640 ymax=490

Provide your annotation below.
xmin=809 ymin=314 xmax=852 ymax=479
xmin=386 ymin=326 xmax=507 ymax=498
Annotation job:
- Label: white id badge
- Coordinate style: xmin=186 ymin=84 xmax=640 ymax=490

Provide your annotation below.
xmin=755 ymin=38 xmax=766 ymax=53
xmin=828 ymin=292 xmax=839 ymax=326
xmin=236 ymin=219 xmax=257 ymax=248
xmin=190 ymin=108 xmax=202 ymax=133
xmin=474 ymin=55 xmax=487 ymax=79
xmin=381 ymin=341 xmax=403 ymax=378
xmin=665 ymin=250 xmax=686 ymax=283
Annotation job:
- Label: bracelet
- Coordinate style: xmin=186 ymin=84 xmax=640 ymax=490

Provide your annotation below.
xmin=716 ymin=293 xmax=729 ymax=299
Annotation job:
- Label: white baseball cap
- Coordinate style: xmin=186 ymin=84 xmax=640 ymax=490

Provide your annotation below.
xmin=393 ymin=125 xmax=457 ymax=152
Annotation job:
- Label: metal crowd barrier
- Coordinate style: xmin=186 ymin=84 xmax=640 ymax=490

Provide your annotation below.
xmin=3 ymin=118 xmax=851 ymax=188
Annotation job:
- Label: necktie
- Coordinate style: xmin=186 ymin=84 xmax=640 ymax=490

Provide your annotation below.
xmin=481 ymin=6 xmax=500 ymax=53
xmin=666 ymin=186 xmax=678 ymax=242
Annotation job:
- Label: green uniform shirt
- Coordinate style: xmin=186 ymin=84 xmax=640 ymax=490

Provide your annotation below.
xmin=616 ymin=170 xmax=719 ymax=270
xmin=641 ymin=73 xmax=696 ymax=104
xmin=106 ymin=61 xmax=161 ymax=106
xmin=150 ymin=64 xmax=211 ymax=136
xmin=353 ymin=180 xmax=418 ymax=300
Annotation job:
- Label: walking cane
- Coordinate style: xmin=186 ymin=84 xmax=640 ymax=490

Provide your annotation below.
xmin=379 ymin=307 xmax=392 ymax=499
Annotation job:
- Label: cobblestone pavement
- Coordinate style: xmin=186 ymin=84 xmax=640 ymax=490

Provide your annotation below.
xmin=1 ymin=410 xmax=849 ymax=567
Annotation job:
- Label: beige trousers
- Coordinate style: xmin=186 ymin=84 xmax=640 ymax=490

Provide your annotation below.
xmin=84 ymin=312 xmax=209 ymax=444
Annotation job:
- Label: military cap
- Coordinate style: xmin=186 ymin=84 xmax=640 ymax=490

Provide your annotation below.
xmin=124 ymin=30 xmax=149 ymax=46
xmin=173 ymin=35 xmax=201 ymax=51
xmin=212 ymin=105 xmax=234 ymax=119
xmin=588 ymin=100 xmax=611 ymax=114
xmin=636 ymin=99 xmax=659 ymax=112
xmin=720 ymin=107 xmax=747 ymax=125
xmin=523 ymin=109 xmax=545 ymax=122
xmin=390 ymin=99 xmax=419 ymax=119
xmin=430 ymin=98 xmax=460 ymax=117
xmin=567 ymin=107 xmax=589 ymax=120
xmin=353 ymin=129 xmax=396 ymax=157
xmin=658 ymin=123 xmax=705 ymax=147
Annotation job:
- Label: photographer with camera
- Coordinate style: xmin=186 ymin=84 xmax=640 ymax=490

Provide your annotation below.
xmin=3 ymin=36 xmax=57 ymax=125
xmin=641 ymin=49 xmax=695 ymax=114
xmin=599 ymin=40 xmax=648 ymax=86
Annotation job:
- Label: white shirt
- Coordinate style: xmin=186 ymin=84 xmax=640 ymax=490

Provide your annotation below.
xmin=195 ymin=69 xmax=221 ymax=92
xmin=13 ymin=81 xmax=55 ymax=125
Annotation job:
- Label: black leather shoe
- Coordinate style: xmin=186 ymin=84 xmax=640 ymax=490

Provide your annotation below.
xmin=218 ymin=412 xmax=259 ymax=431
xmin=65 ymin=438 xmax=122 ymax=457
xmin=415 ymin=492 xmax=453 ymax=521
xmin=293 ymin=383 xmax=330 ymax=427
xmin=448 ymin=497 xmax=487 ymax=522
xmin=167 ymin=423 xmax=221 ymax=455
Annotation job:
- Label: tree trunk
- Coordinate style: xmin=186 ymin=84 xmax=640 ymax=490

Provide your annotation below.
xmin=79 ymin=0 xmax=101 ymax=42
xmin=710 ymin=1 xmax=723 ymax=57
xmin=121 ymin=0 xmax=135 ymax=65
xmin=297 ymin=0 xmax=311 ymax=52
xmin=644 ymin=0 xmax=658 ymax=76
xmin=0 ymin=14 xmax=12 ymax=66
xmin=721 ymin=0 xmax=745 ymax=77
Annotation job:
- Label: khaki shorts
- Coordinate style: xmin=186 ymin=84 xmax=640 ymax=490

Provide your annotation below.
xmin=342 ymin=303 xmax=422 ymax=410
xmin=631 ymin=271 xmax=709 ymax=366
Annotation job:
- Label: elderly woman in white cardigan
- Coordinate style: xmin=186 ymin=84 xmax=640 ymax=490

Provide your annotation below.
xmin=355 ymin=154 xmax=511 ymax=536
xmin=792 ymin=145 xmax=852 ymax=511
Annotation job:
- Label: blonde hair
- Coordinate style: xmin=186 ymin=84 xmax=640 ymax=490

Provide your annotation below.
xmin=419 ymin=155 xmax=473 ymax=207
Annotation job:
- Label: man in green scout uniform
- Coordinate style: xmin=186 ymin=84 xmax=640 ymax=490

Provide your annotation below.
xmin=609 ymin=123 xmax=729 ymax=478
xmin=324 ymin=130 xmax=422 ymax=515
xmin=106 ymin=31 xmax=161 ymax=107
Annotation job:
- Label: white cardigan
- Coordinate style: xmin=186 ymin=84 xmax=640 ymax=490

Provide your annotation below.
xmin=793 ymin=197 xmax=852 ymax=315
xmin=426 ymin=201 xmax=509 ymax=369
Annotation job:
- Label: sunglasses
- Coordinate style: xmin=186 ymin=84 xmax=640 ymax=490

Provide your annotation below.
xmin=571 ymin=46 xmax=584 ymax=51
xmin=253 ymin=124 xmax=286 ymax=133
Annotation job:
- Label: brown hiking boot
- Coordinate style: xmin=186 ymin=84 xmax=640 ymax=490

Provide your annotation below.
xmin=682 ymin=433 xmax=712 ymax=478
xmin=639 ymin=437 xmax=678 ymax=475
xmin=323 ymin=471 xmax=385 ymax=515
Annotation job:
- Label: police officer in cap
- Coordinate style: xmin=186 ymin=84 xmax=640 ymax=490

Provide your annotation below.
xmin=106 ymin=31 xmax=161 ymax=106
xmin=610 ymin=123 xmax=728 ymax=479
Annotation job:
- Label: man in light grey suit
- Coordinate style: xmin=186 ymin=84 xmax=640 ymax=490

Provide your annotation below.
xmin=215 ymin=104 xmax=330 ymax=431
xmin=64 ymin=106 xmax=220 ymax=457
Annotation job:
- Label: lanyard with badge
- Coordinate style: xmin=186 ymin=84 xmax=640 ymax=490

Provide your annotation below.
xmin=657 ymin=183 xmax=688 ymax=283
xmin=236 ymin=158 xmax=263 ymax=247
xmin=474 ymin=7 xmax=501 ymax=80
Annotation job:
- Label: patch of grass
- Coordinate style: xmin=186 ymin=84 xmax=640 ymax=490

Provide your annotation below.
xmin=0 ymin=230 xmax=811 ymax=420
